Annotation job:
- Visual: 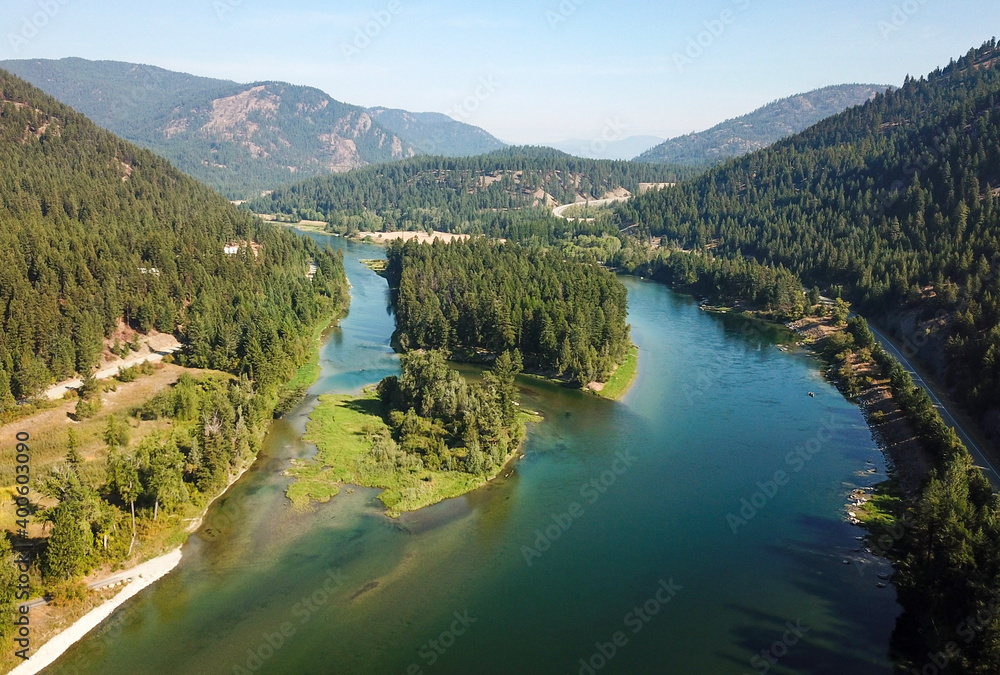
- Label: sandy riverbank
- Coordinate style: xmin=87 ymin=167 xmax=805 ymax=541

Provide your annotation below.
xmin=352 ymin=231 xmax=472 ymax=245
xmin=9 ymin=549 xmax=183 ymax=675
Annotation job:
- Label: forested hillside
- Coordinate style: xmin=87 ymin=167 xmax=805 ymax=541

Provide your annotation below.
xmin=0 ymin=58 xmax=506 ymax=199
xmin=617 ymin=41 xmax=1000 ymax=442
xmin=384 ymin=239 xmax=631 ymax=386
xmin=0 ymin=66 xmax=348 ymax=408
xmin=634 ymin=83 xmax=888 ymax=166
xmin=0 ymin=66 xmax=349 ymax=653
xmin=251 ymin=147 xmax=692 ymax=240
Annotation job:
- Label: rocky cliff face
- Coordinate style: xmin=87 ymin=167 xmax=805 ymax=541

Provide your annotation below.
xmin=141 ymin=82 xmax=415 ymax=195
xmin=0 ymin=59 xmax=420 ymax=198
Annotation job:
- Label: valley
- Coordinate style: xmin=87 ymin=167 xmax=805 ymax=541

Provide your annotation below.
xmin=1 ymin=18 xmax=1000 ymax=675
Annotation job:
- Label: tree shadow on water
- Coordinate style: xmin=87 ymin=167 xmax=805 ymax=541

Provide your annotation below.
xmin=716 ymin=513 xmax=900 ymax=674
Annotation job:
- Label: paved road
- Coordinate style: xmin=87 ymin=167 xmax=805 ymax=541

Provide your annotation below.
xmin=868 ymin=322 xmax=1000 ymax=487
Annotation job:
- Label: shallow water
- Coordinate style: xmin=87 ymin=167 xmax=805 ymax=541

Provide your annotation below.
xmin=43 ymin=237 xmax=900 ymax=675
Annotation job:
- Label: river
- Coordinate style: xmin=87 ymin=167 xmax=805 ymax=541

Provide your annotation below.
xmin=42 ymin=235 xmax=901 ymax=674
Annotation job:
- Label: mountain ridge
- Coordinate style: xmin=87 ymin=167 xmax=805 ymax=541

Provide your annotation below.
xmin=635 ymin=83 xmax=891 ymax=166
xmin=0 ymin=58 xmax=503 ymax=198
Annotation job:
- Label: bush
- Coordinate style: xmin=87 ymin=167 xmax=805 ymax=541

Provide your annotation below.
xmin=75 ymin=396 xmax=102 ymax=419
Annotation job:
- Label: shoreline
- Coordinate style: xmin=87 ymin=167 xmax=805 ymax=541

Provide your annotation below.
xmin=3 ymin=309 xmax=347 ymax=675
xmin=290 ymin=389 xmax=537 ymax=517
xmin=10 ymin=549 xmax=183 ymax=675
xmin=787 ymin=315 xmax=934 ymax=496
xmin=351 ymin=230 xmax=472 ymax=246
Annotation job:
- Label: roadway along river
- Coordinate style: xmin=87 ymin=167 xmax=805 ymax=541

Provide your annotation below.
xmin=43 ymin=235 xmax=901 ymax=674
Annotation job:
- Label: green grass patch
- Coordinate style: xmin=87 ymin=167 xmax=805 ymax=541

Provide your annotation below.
xmin=596 ymin=344 xmax=639 ymax=400
xmin=361 ymin=259 xmax=387 ymax=274
xmin=855 ymin=490 xmax=904 ymax=528
xmin=289 ymin=391 xmax=511 ymax=516
xmin=274 ymin=306 xmax=345 ymax=416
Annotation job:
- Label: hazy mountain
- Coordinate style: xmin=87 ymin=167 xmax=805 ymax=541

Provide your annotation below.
xmin=0 ymin=58 xmax=500 ymax=199
xmin=366 ymin=107 xmax=505 ymax=157
xmin=635 ymin=84 xmax=890 ymax=166
xmin=547 ymin=135 xmax=664 ymax=161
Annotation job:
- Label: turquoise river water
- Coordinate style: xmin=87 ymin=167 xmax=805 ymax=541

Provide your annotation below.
xmin=41 ymin=234 xmax=901 ymax=674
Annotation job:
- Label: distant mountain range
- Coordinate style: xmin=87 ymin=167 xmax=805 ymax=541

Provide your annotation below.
xmin=367 ymin=107 xmax=506 ymax=157
xmin=635 ymin=84 xmax=890 ymax=166
xmin=0 ymin=58 xmax=506 ymax=199
xmin=546 ymin=135 xmax=664 ymax=161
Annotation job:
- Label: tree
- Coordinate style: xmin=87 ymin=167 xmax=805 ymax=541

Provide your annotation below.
xmin=847 ymin=316 xmax=876 ymax=350
xmin=42 ymin=501 xmax=92 ymax=580
xmin=103 ymin=414 xmax=130 ymax=451
xmin=141 ymin=436 xmax=188 ymax=521
xmin=66 ymin=428 xmax=83 ymax=470
xmin=831 ymin=298 xmax=850 ymax=326
xmin=12 ymin=352 xmax=51 ymax=400
xmin=106 ymin=447 xmax=141 ymax=556
xmin=77 ymin=371 xmax=100 ymax=400
xmin=0 ymin=368 xmax=14 ymax=412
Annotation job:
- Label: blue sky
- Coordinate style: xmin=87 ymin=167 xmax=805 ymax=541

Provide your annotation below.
xmin=2 ymin=0 xmax=998 ymax=144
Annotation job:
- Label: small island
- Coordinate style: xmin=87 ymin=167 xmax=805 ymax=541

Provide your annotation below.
xmin=385 ymin=238 xmax=634 ymax=389
xmin=287 ymin=350 xmax=533 ymax=516
xmin=287 ymin=237 xmax=637 ymax=514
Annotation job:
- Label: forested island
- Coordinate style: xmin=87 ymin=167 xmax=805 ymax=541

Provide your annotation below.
xmin=289 ymin=350 xmax=527 ymax=516
xmin=385 ymin=238 xmax=632 ymax=388
xmin=286 ymin=235 xmax=637 ymax=514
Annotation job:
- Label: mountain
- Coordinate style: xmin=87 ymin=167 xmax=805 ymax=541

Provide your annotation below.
xmin=250 ymin=146 xmax=692 ymax=240
xmin=615 ymin=41 xmax=1000 ymax=668
xmin=0 ymin=58 xmax=499 ymax=199
xmin=0 ymin=58 xmax=415 ymax=199
xmin=617 ymin=43 xmax=1000 ymax=443
xmin=366 ymin=107 xmax=505 ymax=156
xmin=634 ymin=84 xmax=890 ymax=166
xmin=547 ymin=135 xmax=664 ymax=161
xmin=0 ymin=65 xmax=346 ymax=405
